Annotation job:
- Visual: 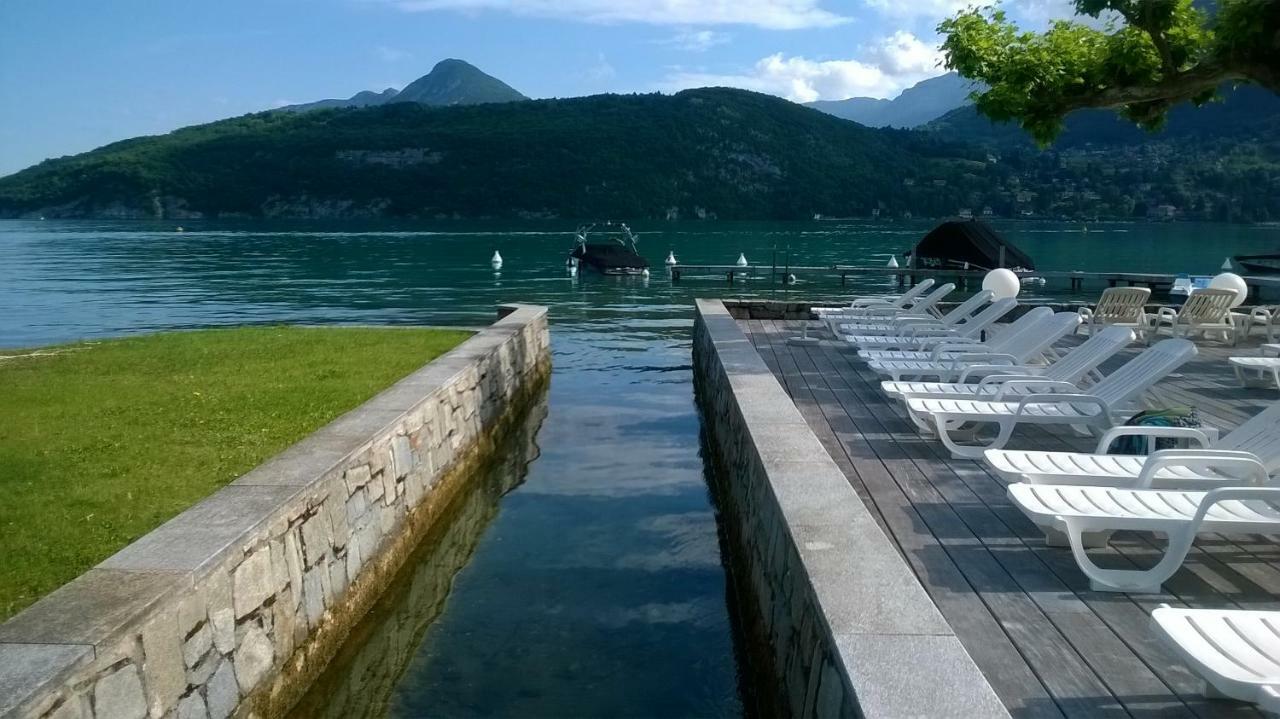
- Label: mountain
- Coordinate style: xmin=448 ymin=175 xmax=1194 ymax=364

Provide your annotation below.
xmin=926 ymin=84 xmax=1280 ymax=149
xmin=806 ymin=73 xmax=976 ymax=128
xmin=280 ymin=59 xmax=527 ymax=113
xmin=0 ymin=88 xmax=994 ymax=220
xmin=389 ymin=59 xmax=527 ymax=106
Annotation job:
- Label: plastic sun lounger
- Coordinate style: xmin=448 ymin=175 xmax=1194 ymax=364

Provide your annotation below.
xmin=986 ymin=402 xmax=1280 ymax=487
xmin=822 ymin=282 xmax=956 ymax=326
xmin=817 ymin=280 xmax=940 ymax=324
xmin=1145 ymin=288 xmax=1240 ymax=346
xmin=1152 ymin=605 xmax=1280 ymax=708
xmin=1008 ymin=459 xmax=1278 ymax=592
xmin=865 ymin=311 xmax=1081 ymax=382
xmin=834 ymin=291 xmax=992 ymax=337
xmin=880 ymin=326 xmax=1135 ymax=401
xmin=843 ymin=279 xmax=934 ymax=309
xmin=905 ymin=339 xmax=1198 ymax=460
xmin=846 ymin=298 xmax=1018 ymax=352
xmin=1078 ymin=286 xmax=1150 ymax=337
xmin=858 ymin=306 xmax=1052 ymax=363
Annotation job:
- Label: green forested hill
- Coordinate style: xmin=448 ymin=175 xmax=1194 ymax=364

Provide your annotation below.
xmin=0 ymin=88 xmax=993 ymax=220
xmin=4 ymin=85 xmax=1279 ymax=222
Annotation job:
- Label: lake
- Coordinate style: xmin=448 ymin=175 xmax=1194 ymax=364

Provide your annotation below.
xmin=3 ymin=218 xmax=1278 ymax=717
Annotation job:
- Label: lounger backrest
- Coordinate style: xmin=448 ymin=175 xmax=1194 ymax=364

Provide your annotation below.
xmin=858 ymin=279 xmax=933 ymax=309
xmin=908 ymin=282 xmax=957 ymax=315
xmin=1092 ymin=287 xmax=1150 ymax=323
xmin=1016 ymin=312 xmax=1083 ymax=360
xmin=937 ymin=290 xmax=994 ymax=327
xmin=985 ymin=307 xmax=1053 ymax=353
xmin=955 ymin=298 xmax=1018 ymax=338
xmin=1044 ymin=326 xmax=1134 ymax=382
xmin=1179 ymin=289 xmax=1236 ymax=324
xmin=1219 ymin=403 xmax=1280 ymax=473
xmin=1089 ymin=339 xmax=1197 ymax=408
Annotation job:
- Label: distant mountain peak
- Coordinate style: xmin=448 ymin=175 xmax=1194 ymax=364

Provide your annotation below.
xmin=279 ymin=59 xmax=527 ymax=113
xmin=806 ymin=73 xmax=977 ymax=128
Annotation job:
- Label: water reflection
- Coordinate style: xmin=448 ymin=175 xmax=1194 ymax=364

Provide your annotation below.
xmin=289 ymin=390 xmax=550 ymax=719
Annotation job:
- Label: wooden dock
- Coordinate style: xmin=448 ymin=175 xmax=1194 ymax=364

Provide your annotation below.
xmin=669 ymin=264 xmax=1280 ymax=299
xmin=741 ymin=320 xmax=1278 ymax=718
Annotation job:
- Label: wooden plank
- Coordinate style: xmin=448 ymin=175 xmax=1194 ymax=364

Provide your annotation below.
xmin=741 ymin=318 xmax=1280 ymax=719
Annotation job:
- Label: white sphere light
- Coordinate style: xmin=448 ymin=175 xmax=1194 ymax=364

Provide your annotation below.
xmin=1209 ymin=272 xmax=1248 ymax=308
xmin=982 ymin=268 xmax=1021 ymax=300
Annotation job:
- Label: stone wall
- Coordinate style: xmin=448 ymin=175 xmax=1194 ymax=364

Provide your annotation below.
xmin=693 ymin=299 xmax=1008 ymax=719
xmin=0 ymin=305 xmax=551 ymax=719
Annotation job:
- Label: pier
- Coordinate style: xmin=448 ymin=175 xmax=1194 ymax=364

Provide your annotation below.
xmin=697 ymin=297 xmax=1280 ymax=717
xmin=669 ymin=264 xmax=1280 ymax=299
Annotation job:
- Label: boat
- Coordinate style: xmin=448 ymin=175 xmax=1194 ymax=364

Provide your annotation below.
xmin=568 ymin=223 xmax=650 ymax=275
xmin=1233 ymin=253 xmax=1280 ymax=274
xmin=903 ymin=219 xmax=1036 ymax=272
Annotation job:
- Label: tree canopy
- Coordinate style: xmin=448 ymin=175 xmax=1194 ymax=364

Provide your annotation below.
xmin=938 ymin=0 xmax=1280 ymax=144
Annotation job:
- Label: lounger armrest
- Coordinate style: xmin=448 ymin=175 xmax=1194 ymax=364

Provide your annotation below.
xmin=901 ymin=326 xmax=956 ymax=339
xmin=1093 ymin=426 xmax=1213 ymax=454
xmin=971 ymin=368 xmax=1045 ymax=384
xmin=991 ymin=380 xmax=1079 ymax=400
xmin=945 ymin=352 xmax=1017 ymax=368
xmin=1078 ymin=307 xmax=1094 ymax=321
xmin=927 ymin=342 xmax=986 ymax=360
xmin=1135 ymin=452 xmax=1268 ymax=489
xmin=1187 ymin=487 xmax=1280 ymax=532
xmin=1014 ymin=393 xmax=1108 ymax=417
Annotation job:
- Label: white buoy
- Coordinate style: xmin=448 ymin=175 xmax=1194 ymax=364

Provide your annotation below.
xmin=490 ymin=251 xmax=503 ymax=270
xmin=175 ymin=226 xmax=184 ymax=233
xmin=665 ymin=251 xmax=678 ymax=266
xmin=642 ymin=268 xmax=650 ymax=278
xmin=735 ymin=252 xmax=748 ymax=267
xmin=887 ymin=255 xmax=899 ymax=269
xmin=1222 ymin=257 xmax=1233 ymax=271
xmin=786 ymin=273 xmax=797 ymax=285
xmin=567 ymin=264 xmax=577 ymax=277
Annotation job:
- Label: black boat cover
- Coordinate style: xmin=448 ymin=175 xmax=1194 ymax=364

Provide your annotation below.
xmin=908 ymin=219 xmax=1035 ymax=271
xmin=571 ymin=243 xmax=650 ymax=271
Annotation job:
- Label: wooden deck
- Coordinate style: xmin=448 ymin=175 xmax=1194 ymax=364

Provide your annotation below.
xmin=741 ymin=320 xmax=1280 ymax=719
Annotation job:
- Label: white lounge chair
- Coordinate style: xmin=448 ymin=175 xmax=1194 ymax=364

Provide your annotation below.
xmin=844 ymin=298 xmax=1018 ymax=352
xmin=1145 ymin=288 xmax=1240 ymax=345
xmin=1078 ymin=286 xmax=1150 ymax=337
xmin=905 ymin=339 xmax=1198 ymax=459
xmin=866 ymin=311 xmax=1081 ymax=382
xmin=859 ymin=307 xmax=1053 ymax=363
xmin=881 ymin=326 xmax=1135 ymax=400
xmin=985 ymin=402 xmax=1280 ymax=487
xmin=823 ymin=282 xmax=956 ymax=326
xmin=834 ymin=291 xmax=993 ymax=337
xmin=1008 ymin=462 xmax=1277 ymax=591
xmin=1245 ymin=305 xmax=1280 ymax=342
xmin=1152 ymin=605 xmax=1280 ymax=708
xmin=840 ymin=279 xmax=935 ymax=310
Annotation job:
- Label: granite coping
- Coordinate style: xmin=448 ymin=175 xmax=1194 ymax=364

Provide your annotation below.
xmin=694 ymin=298 xmax=1008 ymax=718
xmin=0 ymin=305 xmax=549 ymax=718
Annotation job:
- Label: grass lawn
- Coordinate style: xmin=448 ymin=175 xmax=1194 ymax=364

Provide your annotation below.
xmin=0 ymin=325 xmax=471 ymax=621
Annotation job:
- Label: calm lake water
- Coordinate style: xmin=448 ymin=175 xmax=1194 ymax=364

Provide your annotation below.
xmin=3 ymin=218 xmax=1278 ymax=717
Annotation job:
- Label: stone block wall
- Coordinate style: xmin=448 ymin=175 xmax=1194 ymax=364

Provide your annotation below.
xmin=0 ymin=305 xmax=551 ymax=719
xmin=693 ymin=299 xmax=1008 ymax=719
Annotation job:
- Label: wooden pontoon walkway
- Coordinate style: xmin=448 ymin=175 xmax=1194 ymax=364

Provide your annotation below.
xmin=742 ymin=320 xmax=1279 ymax=718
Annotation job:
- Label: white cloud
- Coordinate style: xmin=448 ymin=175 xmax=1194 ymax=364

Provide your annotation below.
xmin=659 ymin=31 xmax=944 ymax=103
xmin=386 ymin=0 xmax=849 ymax=29
xmin=658 ymin=28 xmax=731 ymax=52
xmin=861 ymin=0 xmax=971 ymax=20
xmin=584 ymin=52 xmax=617 ymax=82
xmin=373 ymin=44 xmax=411 ymax=62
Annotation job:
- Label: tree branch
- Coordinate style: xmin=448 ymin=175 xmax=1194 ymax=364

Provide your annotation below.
xmin=1045 ymin=62 xmax=1242 ymax=114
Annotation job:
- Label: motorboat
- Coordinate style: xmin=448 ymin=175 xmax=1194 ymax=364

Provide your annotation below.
xmin=568 ymin=223 xmax=650 ymax=275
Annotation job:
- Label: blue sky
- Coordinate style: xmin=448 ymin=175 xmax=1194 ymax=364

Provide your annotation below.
xmin=0 ymin=0 xmax=1079 ymax=176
